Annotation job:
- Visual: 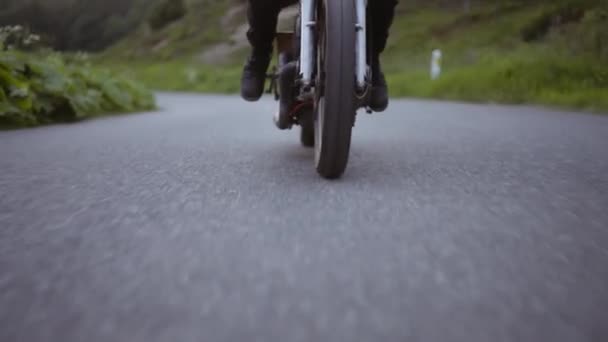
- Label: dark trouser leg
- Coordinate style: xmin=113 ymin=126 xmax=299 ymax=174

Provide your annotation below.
xmin=247 ymin=0 xmax=297 ymax=54
xmin=369 ymin=0 xmax=398 ymax=55
xmin=368 ymin=0 xmax=397 ymax=111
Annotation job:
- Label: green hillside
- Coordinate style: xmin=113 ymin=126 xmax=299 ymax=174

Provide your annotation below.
xmin=103 ymin=0 xmax=237 ymax=59
xmin=100 ymin=0 xmax=608 ymax=112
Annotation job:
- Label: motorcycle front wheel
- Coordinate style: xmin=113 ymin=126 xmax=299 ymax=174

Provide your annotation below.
xmin=314 ymin=0 xmax=356 ymax=179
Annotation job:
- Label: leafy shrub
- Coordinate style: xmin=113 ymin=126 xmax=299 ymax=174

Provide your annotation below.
xmin=148 ymin=0 xmax=187 ymax=31
xmin=0 ymin=51 xmax=155 ymax=129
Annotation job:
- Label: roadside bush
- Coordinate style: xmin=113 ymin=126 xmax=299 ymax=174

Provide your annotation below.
xmin=0 ymin=51 xmax=155 ymax=129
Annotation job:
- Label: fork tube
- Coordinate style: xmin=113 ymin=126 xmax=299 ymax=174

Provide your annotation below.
xmin=355 ymin=0 xmax=367 ymax=89
xmin=299 ymin=0 xmax=315 ymax=86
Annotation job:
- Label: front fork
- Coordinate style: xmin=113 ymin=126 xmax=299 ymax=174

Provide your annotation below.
xmin=299 ymin=0 xmax=368 ymax=91
xmin=355 ymin=0 xmax=368 ymax=89
xmin=299 ymin=0 xmax=316 ymax=87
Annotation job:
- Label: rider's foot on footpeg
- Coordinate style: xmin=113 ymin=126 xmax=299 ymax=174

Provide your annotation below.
xmin=369 ymin=71 xmax=389 ymax=112
xmin=369 ymin=56 xmax=389 ymax=112
xmin=241 ymin=52 xmax=271 ymax=102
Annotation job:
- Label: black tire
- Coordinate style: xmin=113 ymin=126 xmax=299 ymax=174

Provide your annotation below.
xmin=314 ymin=0 xmax=356 ymax=179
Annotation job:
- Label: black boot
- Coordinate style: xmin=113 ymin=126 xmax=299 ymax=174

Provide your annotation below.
xmin=241 ymin=51 xmax=271 ymax=102
xmin=370 ymin=55 xmax=388 ymax=112
xmin=368 ymin=0 xmax=396 ymax=112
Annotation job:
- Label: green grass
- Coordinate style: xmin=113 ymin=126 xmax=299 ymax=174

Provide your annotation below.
xmin=388 ymin=51 xmax=608 ymax=112
xmin=0 ymin=50 xmax=156 ymax=129
xmin=102 ymin=59 xmax=241 ymax=93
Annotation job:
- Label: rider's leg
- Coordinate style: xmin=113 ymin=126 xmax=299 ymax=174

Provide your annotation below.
xmin=241 ymin=0 xmax=297 ymax=101
xmin=369 ymin=0 xmax=398 ymax=112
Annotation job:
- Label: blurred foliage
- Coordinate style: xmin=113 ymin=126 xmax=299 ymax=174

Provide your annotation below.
xmin=0 ymin=0 xmax=242 ymax=52
xmin=574 ymin=8 xmax=608 ymax=60
xmin=0 ymin=25 xmax=42 ymax=51
xmin=0 ymin=0 xmax=160 ymax=51
xmin=521 ymin=1 xmax=587 ymax=42
xmin=0 ymin=49 xmax=155 ymax=129
xmin=148 ymin=0 xmax=187 ymax=31
xmin=103 ymin=0 xmax=233 ymax=60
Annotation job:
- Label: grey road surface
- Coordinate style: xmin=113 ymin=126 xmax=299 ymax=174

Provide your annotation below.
xmin=1 ymin=93 xmax=608 ymax=342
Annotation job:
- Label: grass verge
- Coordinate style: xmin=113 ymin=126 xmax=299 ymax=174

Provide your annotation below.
xmin=103 ymin=60 xmax=241 ymax=93
xmin=389 ymin=52 xmax=608 ymax=112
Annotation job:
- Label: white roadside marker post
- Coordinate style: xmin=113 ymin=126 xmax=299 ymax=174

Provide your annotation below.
xmin=431 ymin=49 xmax=442 ymax=80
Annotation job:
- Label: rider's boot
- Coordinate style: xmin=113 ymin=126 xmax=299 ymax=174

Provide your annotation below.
xmin=242 ymin=0 xmax=281 ymax=102
xmin=368 ymin=0 xmax=396 ymax=112
xmin=370 ymin=54 xmax=389 ymax=112
xmin=241 ymin=50 xmax=272 ymax=102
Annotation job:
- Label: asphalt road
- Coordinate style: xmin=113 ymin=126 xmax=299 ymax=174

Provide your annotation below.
xmin=1 ymin=93 xmax=608 ymax=342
